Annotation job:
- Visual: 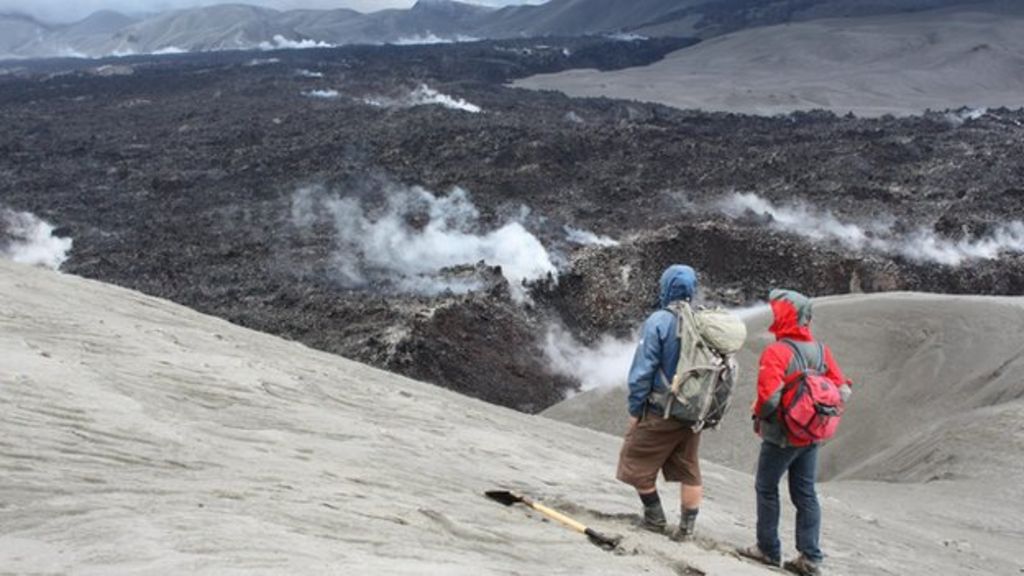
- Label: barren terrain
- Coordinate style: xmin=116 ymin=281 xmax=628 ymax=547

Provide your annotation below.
xmin=2 ymin=37 xmax=1023 ymax=413
xmin=4 ymin=261 xmax=1021 ymax=575
xmin=517 ymin=5 xmax=1024 ymax=116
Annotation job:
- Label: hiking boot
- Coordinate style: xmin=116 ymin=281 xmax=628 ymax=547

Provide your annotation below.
xmin=669 ymin=508 xmax=698 ymax=542
xmin=783 ymin=555 xmax=822 ymax=576
xmin=737 ymin=544 xmax=781 ymax=567
xmin=636 ymin=502 xmax=667 ymax=533
xmin=668 ymin=525 xmax=694 ymax=542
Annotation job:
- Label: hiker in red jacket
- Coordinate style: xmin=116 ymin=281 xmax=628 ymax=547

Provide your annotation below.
xmin=740 ymin=289 xmax=851 ymax=576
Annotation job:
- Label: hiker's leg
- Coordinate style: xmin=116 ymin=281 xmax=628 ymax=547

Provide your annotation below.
xmin=755 ymin=441 xmax=794 ymax=563
xmin=617 ymin=417 xmax=674 ymax=531
xmin=670 ymin=482 xmax=702 ymax=541
xmin=788 ymin=444 xmax=823 ymax=563
xmin=676 ymin=429 xmax=703 ymax=509
xmin=669 ymin=429 xmax=702 ymax=540
xmin=637 ymin=487 xmax=667 ymax=530
xmin=617 ymin=416 xmax=678 ymax=489
xmin=681 ymin=483 xmax=702 ymax=510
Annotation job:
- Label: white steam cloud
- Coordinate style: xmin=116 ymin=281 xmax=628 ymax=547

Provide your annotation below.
xmin=899 ymin=224 xmax=1024 ymax=265
xmin=542 ymin=303 xmax=768 ymax=395
xmin=259 ymin=35 xmax=334 ymax=50
xmin=719 ymin=192 xmax=887 ymax=250
xmin=564 ymin=225 xmax=619 ymax=247
xmin=291 ymin=185 xmax=556 ymax=301
xmin=303 ymin=89 xmax=339 ymax=99
xmin=605 ymin=32 xmax=648 ymax=42
xmin=409 ymin=85 xmax=482 ymax=113
xmin=945 ymin=107 xmax=987 ymax=126
xmin=543 ymin=324 xmax=636 ymax=393
xmin=364 ymin=84 xmax=482 ymax=113
xmin=152 ymin=46 xmax=187 ymax=55
xmin=54 ymin=45 xmax=186 ymax=59
xmin=718 ymin=192 xmax=1024 ymax=266
xmin=245 ymin=58 xmax=280 ymax=66
xmin=1 ymin=210 xmax=72 ymax=270
xmin=731 ymin=302 xmax=770 ymax=320
xmin=390 ymin=34 xmax=480 ymax=46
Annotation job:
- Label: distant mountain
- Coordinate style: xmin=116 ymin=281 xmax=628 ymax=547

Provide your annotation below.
xmin=13 ymin=10 xmax=141 ymax=58
xmin=62 ymin=9 xmax=137 ymax=36
xmin=103 ymin=5 xmax=292 ymax=54
xmin=278 ymin=0 xmax=496 ymax=45
xmin=0 ymin=13 xmax=51 ymax=58
xmin=477 ymin=0 xmax=705 ymax=37
xmin=278 ymin=9 xmax=364 ymax=44
xmin=473 ymin=0 xmax=998 ymax=38
xmin=0 ymin=0 xmax=1005 ymax=60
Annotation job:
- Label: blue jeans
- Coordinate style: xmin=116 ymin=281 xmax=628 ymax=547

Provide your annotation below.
xmin=755 ymin=441 xmax=823 ymax=563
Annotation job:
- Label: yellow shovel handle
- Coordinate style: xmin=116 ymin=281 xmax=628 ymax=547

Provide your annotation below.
xmin=528 ymin=501 xmax=588 ymax=534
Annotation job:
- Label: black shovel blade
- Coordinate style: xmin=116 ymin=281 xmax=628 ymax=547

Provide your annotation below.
xmin=485 ymin=490 xmax=523 ymax=507
xmin=585 ymin=528 xmax=623 ymax=551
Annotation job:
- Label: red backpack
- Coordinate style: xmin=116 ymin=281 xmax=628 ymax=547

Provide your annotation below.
xmin=778 ymin=340 xmax=844 ymax=445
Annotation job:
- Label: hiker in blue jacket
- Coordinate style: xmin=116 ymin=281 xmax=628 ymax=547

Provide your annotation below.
xmin=616 ymin=264 xmax=703 ymax=541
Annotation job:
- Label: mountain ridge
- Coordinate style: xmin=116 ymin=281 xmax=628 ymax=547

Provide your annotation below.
xmin=0 ymin=0 xmax=1002 ymax=60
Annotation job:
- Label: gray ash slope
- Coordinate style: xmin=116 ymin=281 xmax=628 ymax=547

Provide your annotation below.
xmin=2 ymin=38 xmax=1024 ymax=412
xmin=516 ymin=3 xmax=1024 ymax=117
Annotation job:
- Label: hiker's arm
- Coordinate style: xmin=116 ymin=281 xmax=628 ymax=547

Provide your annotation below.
xmin=823 ymin=345 xmax=853 ymax=402
xmin=823 ymin=345 xmax=851 ymax=387
xmin=753 ymin=344 xmax=789 ymax=418
xmin=627 ymin=315 xmax=664 ymax=418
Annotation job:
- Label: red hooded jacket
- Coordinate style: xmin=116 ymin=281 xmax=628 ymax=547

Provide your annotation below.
xmin=753 ymin=297 xmax=851 ymax=420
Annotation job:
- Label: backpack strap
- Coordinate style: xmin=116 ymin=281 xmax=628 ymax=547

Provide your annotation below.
xmin=652 ymin=302 xmax=690 ymax=388
xmin=781 ymin=339 xmax=807 ymax=373
xmin=781 ymin=339 xmax=826 ymax=374
xmin=656 ymin=302 xmax=691 ymax=420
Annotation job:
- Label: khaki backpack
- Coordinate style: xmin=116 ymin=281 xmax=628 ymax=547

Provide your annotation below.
xmin=654 ymin=302 xmax=747 ymax=431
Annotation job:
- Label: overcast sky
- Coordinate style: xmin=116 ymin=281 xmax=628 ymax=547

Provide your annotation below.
xmin=1 ymin=0 xmax=547 ymax=24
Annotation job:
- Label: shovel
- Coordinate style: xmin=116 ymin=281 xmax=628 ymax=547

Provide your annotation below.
xmin=485 ymin=490 xmax=622 ymax=551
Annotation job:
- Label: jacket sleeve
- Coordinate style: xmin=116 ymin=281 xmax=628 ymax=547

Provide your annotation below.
xmin=753 ymin=343 xmax=791 ymax=418
xmin=822 ymin=345 xmax=852 ymax=387
xmin=627 ymin=314 xmax=666 ymax=418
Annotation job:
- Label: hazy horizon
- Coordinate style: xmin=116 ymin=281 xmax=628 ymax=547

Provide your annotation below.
xmin=0 ymin=0 xmax=547 ymax=24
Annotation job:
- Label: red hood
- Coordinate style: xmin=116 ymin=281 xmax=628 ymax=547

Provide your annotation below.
xmin=769 ymin=299 xmax=814 ymax=341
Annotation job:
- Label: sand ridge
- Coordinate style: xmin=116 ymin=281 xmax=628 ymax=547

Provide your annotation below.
xmin=2 ymin=260 xmax=1021 ymax=574
xmin=515 ymin=4 xmax=1024 ymax=117
xmin=545 ymin=292 xmax=1024 ymax=574
xmin=0 ymin=260 xmax=777 ymax=575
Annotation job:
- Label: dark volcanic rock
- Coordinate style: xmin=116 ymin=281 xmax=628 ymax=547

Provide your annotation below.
xmin=386 ymin=294 xmax=573 ymax=413
xmin=1 ymin=39 xmax=1023 ymax=412
xmin=543 ymin=220 xmax=1024 ymax=339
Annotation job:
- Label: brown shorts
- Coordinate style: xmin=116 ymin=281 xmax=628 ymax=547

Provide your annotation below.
xmin=616 ymin=414 xmax=702 ymax=489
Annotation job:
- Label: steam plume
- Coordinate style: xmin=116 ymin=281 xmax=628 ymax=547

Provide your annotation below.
xmin=542 ymin=324 xmax=635 ymax=393
xmin=1 ymin=210 xmax=72 ymax=270
xmin=291 ymin=184 xmax=556 ymax=301
xmin=364 ymin=84 xmax=482 ymax=113
xmin=718 ymin=192 xmax=1024 ymax=266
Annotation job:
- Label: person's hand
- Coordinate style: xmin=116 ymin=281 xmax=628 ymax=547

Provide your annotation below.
xmin=839 ymin=385 xmax=852 ymax=404
xmin=627 ymin=415 xmax=640 ymax=432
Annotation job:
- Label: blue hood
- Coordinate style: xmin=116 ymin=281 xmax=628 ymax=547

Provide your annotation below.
xmin=658 ymin=265 xmax=697 ymax=308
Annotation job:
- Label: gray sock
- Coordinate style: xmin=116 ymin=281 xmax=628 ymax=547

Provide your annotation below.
xmin=639 ymin=491 xmax=661 ymax=508
xmin=681 ymin=507 xmax=699 ymax=533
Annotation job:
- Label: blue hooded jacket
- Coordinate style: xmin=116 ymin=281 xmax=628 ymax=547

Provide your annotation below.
xmin=626 ymin=265 xmax=697 ymax=417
